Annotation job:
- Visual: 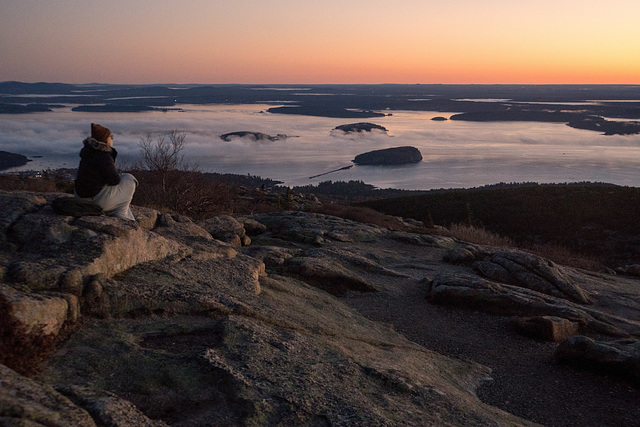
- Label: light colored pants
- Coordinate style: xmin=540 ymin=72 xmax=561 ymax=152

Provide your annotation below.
xmin=92 ymin=173 xmax=138 ymax=220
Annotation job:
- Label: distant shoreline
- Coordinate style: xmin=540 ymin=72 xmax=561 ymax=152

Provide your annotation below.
xmin=2 ymin=82 xmax=639 ymax=134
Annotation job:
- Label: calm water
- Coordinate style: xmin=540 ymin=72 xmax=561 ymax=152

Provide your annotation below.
xmin=1 ymin=104 xmax=639 ymax=190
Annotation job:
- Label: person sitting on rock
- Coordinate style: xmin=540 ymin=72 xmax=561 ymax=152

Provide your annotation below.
xmin=74 ymin=123 xmax=138 ymax=220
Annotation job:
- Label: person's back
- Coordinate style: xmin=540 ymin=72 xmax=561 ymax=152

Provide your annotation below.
xmin=74 ymin=123 xmax=137 ymax=220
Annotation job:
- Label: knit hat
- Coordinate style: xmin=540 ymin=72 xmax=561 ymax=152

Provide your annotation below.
xmin=91 ymin=123 xmax=112 ymax=143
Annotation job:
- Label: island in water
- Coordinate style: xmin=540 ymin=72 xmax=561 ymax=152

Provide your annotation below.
xmin=72 ymin=105 xmax=182 ymax=113
xmin=353 ymin=146 xmax=422 ymax=165
xmin=567 ymin=116 xmax=640 ymax=135
xmin=0 ymin=151 xmax=31 ymax=171
xmin=449 ymin=110 xmax=640 ymax=135
xmin=0 ymin=104 xmax=57 ymax=114
xmin=333 ymin=122 xmax=388 ymax=133
xmin=220 ymin=131 xmax=290 ymax=142
xmin=267 ymin=105 xmax=386 ymax=119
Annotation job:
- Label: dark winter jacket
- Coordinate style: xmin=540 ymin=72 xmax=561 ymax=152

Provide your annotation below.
xmin=74 ymin=137 xmax=121 ymax=198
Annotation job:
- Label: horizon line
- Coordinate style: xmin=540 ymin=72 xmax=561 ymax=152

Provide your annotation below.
xmin=3 ymin=80 xmax=640 ymax=87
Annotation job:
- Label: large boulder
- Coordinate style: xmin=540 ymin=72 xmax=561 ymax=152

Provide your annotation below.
xmin=388 ymin=230 xmax=456 ymax=248
xmin=443 ymin=242 xmax=496 ymax=264
xmin=0 ymin=284 xmax=69 ymax=337
xmin=199 ymin=214 xmax=250 ymax=246
xmin=0 ymin=190 xmax=48 ymax=242
xmin=512 ymin=316 xmax=581 ymax=342
xmin=237 ymin=217 xmax=267 ymax=236
xmin=353 ymin=146 xmax=422 ymax=165
xmin=283 ymin=252 xmax=379 ymax=295
xmin=94 ymin=253 xmax=265 ymax=318
xmin=250 ymin=211 xmax=384 ymax=246
xmin=555 ymin=336 xmax=640 ymax=384
xmin=616 ymin=264 xmax=640 ymax=277
xmin=5 ymin=212 xmax=189 ymax=292
xmin=473 ymin=250 xmax=592 ymax=304
xmin=425 ymin=272 xmax=626 ymax=337
xmin=0 ymin=192 xmax=240 ymax=363
xmin=0 ymin=284 xmax=72 ymax=375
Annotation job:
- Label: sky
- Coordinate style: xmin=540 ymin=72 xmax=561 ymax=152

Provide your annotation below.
xmin=1 ymin=0 xmax=639 ymax=84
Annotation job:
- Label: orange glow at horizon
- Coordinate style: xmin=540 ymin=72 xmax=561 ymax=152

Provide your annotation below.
xmin=1 ymin=0 xmax=639 ymax=85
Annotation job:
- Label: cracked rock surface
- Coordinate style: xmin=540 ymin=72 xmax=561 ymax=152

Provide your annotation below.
xmin=1 ymin=191 xmax=639 ymax=426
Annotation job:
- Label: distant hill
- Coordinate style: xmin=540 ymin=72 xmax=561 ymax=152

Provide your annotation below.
xmin=0 ymin=81 xmax=77 ymax=94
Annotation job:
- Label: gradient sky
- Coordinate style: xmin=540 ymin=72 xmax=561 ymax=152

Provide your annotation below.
xmin=1 ymin=0 xmax=639 ymax=84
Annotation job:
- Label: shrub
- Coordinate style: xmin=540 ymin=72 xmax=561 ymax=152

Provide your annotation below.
xmin=442 ymin=223 xmax=603 ymax=271
xmin=131 ymin=169 xmax=241 ymax=219
xmin=444 ymin=223 xmax=514 ymax=247
xmin=132 ymin=131 xmax=243 ymax=218
xmin=0 ymin=174 xmax=72 ymax=193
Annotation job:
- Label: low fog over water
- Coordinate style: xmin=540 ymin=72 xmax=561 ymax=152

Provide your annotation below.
xmin=2 ymin=104 xmax=639 ymax=190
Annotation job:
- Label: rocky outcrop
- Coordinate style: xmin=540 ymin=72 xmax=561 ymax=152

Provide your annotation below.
xmin=473 ymin=250 xmax=592 ymax=304
xmin=279 ymin=246 xmax=409 ymax=295
xmin=1 ymin=190 xmax=639 ymax=426
xmin=199 ymin=214 xmax=251 ymax=246
xmin=555 ymin=336 xmax=640 ymax=384
xmin=353 ymin=146 xmax=423 ymax=165
xmin=617 ymin=263 xmax=640 ymax=277
xmin=0 ymin=363 xmax=164 ymax=426
xmin=4 ymin=208 xmax=188 ymax=292
xmin=432 ymin=243 xmax=637 ymax=338
xmin=0 ymin=364 xmax=98 ymax=426
xmin=1 ymin=191 xmax=538 ymax=426
xmin=0 ymin=191 xmax=266 ymax=332
xmin=250 ymin=210 xmax=384 ymax=245
xmin=0 ymin=284 xmax=70 ymax=337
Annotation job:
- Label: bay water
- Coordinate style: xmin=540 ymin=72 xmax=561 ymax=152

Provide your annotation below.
xmin=1 ymin=104 xmax=639 ymax=190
